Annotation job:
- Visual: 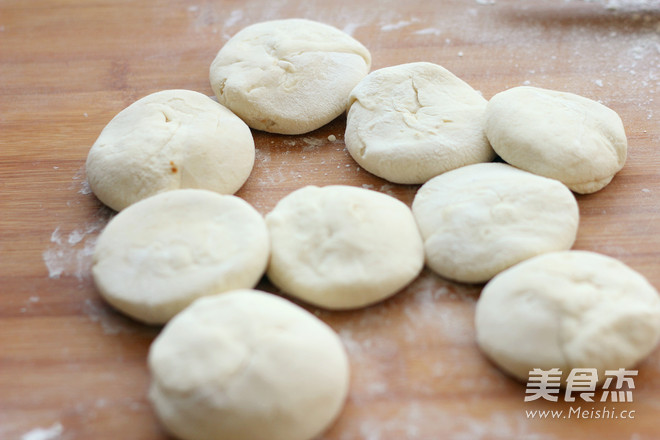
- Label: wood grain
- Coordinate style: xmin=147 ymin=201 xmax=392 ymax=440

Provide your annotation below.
xmin=1 ymin=0 xmax=659 ymax=439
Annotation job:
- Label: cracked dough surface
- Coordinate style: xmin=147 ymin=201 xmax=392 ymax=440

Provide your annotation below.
xmin=92 ymin=189 xmax=269 ymax=324
xmin=210 ymin=19 xmax=371 ymax=135
xmin=148 ymin=289 xmax=349 ymax=440
xmin=86 ymin=89 xmax=254 ymax=211
xmin=475 ymin=250 xmax=660 ymax=382
xmin=345 ymin=62 xmax=494 ymax=184
xmin=484 ymin=86 xmax=627 ymax=194
xmin=412 ymin=162 xmax=579 ymax=283
xmin=266 ymin=185 xmax=424 ymax=310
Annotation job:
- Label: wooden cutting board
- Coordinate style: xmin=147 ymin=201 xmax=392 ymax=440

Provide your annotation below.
xmin=2 ymin=0 xmax=659 ymax=438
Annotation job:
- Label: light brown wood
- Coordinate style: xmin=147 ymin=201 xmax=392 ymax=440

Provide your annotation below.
xmin=2 ymin=0 xmax=659 ymax=438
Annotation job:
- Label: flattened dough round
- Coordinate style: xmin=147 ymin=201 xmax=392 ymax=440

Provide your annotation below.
xmin=345 ymin=62 xmax=494 ymax=184
xmin=148 ymin=289 xmax=349 ymax=440
xmin=485 ymin=86 xmax=627 ymax=194
xmin=92 ymin=189 xmax=269 ymax=324
xmin=86 ymin=89 xmax=255 ymax=211
xmin=412 ymin=162 xmax=579 ymax=283
xmin=475 ymin=251 xmax=660 ymax=382
xmin=210 ymin=19 xmax=371 ymax=135
xmin=266 ymin=185 xmax=424 ymax=309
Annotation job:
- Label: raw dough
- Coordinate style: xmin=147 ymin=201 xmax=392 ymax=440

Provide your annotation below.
xmin=412 ymin=162 xmax=579 ymax=283
xmin=345 ymin=62 xmax=494 ymax=184
xmin=484 ymin=86 xmax=627 ymax=194
xmin=210 ymin=19 xmax=371 ymax=135
xmin=92 ymin=189 xmax=269 ymax=324
xmin=86 ymin=89 xmax=255 ymax=211
xmin=266 ymin=185 xmax=424 ymax=309
xmin=148 ymin=289 xmax=349 ymax=440
xmin=475 ymin=250 xmax=660 ymax=382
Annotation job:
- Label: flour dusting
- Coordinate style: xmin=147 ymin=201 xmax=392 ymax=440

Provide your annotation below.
xmin=378 ymin=184 xmax=396 ymax=196
xmin=380 ymin=18 xmax=419 ymax=31
xmin=343 ymin=22 xmax=360 ymax=36
xmin=255 ymin=147 xmax=272 ymax=164
xmin=224 ymin=9 xmax=244 ymax=28
xmin=82 ymin=298 xmax=136 ymax=335
xmin=578 ymin=0 xmax=660 ymax=9
xmin=302 ymin=136 xmax=325 ymax=151
xmin=415 ymin=28 xmax=443 ymax=36
xmin=42 ymin=209 xmax=112 ymax=281
xmin=21 ymin=422 xmax=63 ymax=440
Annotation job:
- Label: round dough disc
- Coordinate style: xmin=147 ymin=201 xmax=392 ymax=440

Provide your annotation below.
xmin=412 ymin=162 xmax=579 ymax=283
xmin=148 ymin=289 xmax=350 ymax=440
xmin=345 ymin=62 xmax=494 ymax=184
xmin=86 ymin=89 xmax=255 ymax=211
xmin=210 ymin=19 xmax=371 ymax=135
xmin=484 ymin=86 xmax=627 ymax=194
xmin=266 ymin=185 xmax=424 ymax=310
xmin=92 ymin=189 xmax=269 ymax=324
xmin=475 ymin=250 xmax=660 ymax=382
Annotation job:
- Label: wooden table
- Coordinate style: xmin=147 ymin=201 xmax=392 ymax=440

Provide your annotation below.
xmin=2 ymin=0 xmax=659 ymax=438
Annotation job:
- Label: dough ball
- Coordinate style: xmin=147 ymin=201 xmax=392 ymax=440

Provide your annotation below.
xmin=210 ymin=19 xmax=371 ymax=135
xmin=345 ymin=62 xmax=494 ymax=184
xmin=475 ymin=250 xmax=660 ymax=382
xmin=412 ymin=162 xmax=579 ymax=283
xmin=92 ymin=189 xmax=269 ymax=324
xmin=148 ymin=289 xmax=349 ymax=440
xmin=266 ymin=185 xmax=424 ymax=310
xmin=485 ymin=86 xmax=627 ymax=194
xmin=86 ymin=89 xmax=255 ymax=211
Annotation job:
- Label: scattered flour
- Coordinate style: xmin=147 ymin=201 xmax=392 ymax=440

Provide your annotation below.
xmin=69 ymin=165 xmax=92 ymax=195
xmin=78 ymin=179 xmax=92 ymax=196
xmin=380 ymin=18 xmax=419 ymax=31
xmin=255 ymin=147 xmax=271 ymax=164
xmin=343 ymin=22 xmax=360 ymax=36
xmin=343 ymin=404 xmax=560 ymax=440
xmin=223 ymin=9 xmax=244 ymax=28
xmin=578 ymin=0 xmax=660 ymax=9
xmin=82 ymin=298 xmax=136 ymax=335
xmin=42 ymin=209 xmax=112 ymax=281
xmin=327 ymin=276 xmax=544 ymax=440
xmin=414 ymin=28 xmax=443 ymax=36
xmin=378 ymin=184 xmax=396 ymax=196
xmin=21 ymin=422 xmax=63 ymax=440
xmin=302 ymin=136 xmax=325 ymax=151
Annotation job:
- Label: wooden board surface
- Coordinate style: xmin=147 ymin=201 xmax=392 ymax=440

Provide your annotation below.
xmin=2 ymin=0 xmax=660 ymax=438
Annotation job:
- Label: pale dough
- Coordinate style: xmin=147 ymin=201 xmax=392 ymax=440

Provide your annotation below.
xmin=345 ymin=62 xmax=494 ymax=184
xmin=485 ymin=86 xmax=627 ymax=194
xmin=475 ymin=250 xmax=660 ymax=382
xmin=210 ymin=19 xmax=371 ymax=135
xmin=265 ymin=185 xmax=424 ymax=310
xmin=412 ymin=162 xmax=579 ymax=283
xmin=92 ymin=189 xmax=269 ymax=324
xmin=148 ymin=289 xmax=349 ymax=440
xmin=86 ymin=89 xmax=255 ymax=211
